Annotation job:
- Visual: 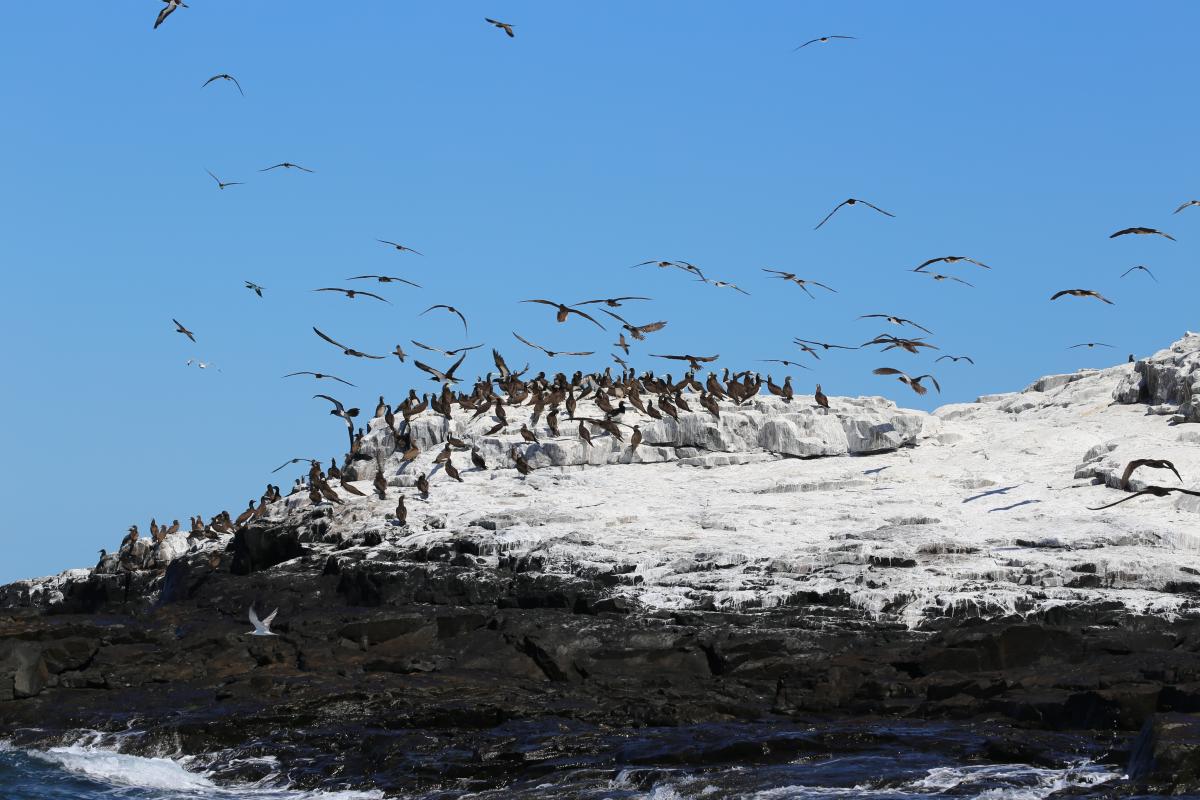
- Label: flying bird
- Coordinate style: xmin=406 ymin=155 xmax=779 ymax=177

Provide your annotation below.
xmin=410 ymin=340 xmax=483 ymax=357
xmin=314 ymin=287 xmax=390 ymax=303
xmin=1050 ymin=289 xmax=1114 ymax=305
xmin=1109 ymin=227 xmax=1175 ymax=241
xmin=202 ymin=74 xmax=244 ymax=95
xmin=313 ymin=327 xmax=386 ymax=359
xmin=794 ymin=34 xmax=856 ymax=50
xmin=858 ymin=314 xmax=932 ymax=334
xmin=872 ymin=368 xmax=941 ymax=395
xmin=600 ymin=309 xmax=667 ymax=341
xmin=173 ymin=319 xmax=196 ymax=342
xmin=513 ymin=332 xmax=594 ymax=358
xmin=935 ymin=355 xmax=975 ymax=365
xmin=347 ymin=274 xmax=422 ymax=288
xmin=1120 ymin=459 xmax=1183 ymax=490
xmin=247 ymin=606 xmax=278 ymax=636
xmin=522 ymin=299 xmax=607 ymax=329
xmin=761 ymin=359 xmax=811 ymax=371
xmin=260 ymin=162 xmax=314 ymax=173
xmin=918 ymin=272 xmax=974 ymax=287
xmin=485 ymin=17 xmax=515 ymax=37
xmin=376 ymin=240 xmax=423 ymax=255
xmin=244 ymin=280 xmax=265 ymax=297
xmin=1174 ymin=200 xmax=1200 ymax=214
xmin=271 ymin=457 xmax=317 ymax=474
xmin=414 ymin=353 xmax=468 ymax=385
xmin=205 ymin=169 xmax=242 ymax=190
xmin=761 ymin=270 xmax=836 ymax=298
xmin=912 ymin=256 xmax=991 ymax=272
xmin=1120 ymin=265 xmax=1157 ymax=282
xmin=282 ymin=371 xmax=355 ymax=387
xmin=1069 ymin=342 xmax=1113 ymax=349
xmin=795 ymin=338 xmax=858 ymax=353
xmin=154 ymin=0 xmax=186 ymax=29
xmin=814 ymin=198 xmax=895 ymax=230
xmin=574 ymin=296 xmax=652 ymax=308
xmin=421 ymin=305 xmax=469 ymax=334
xmin=651 ymin=353 xmax=719 ymax=371
xmin=631 ymin=260 xmax=706 ymax=280
xmin=1087 ymin=485 xmax=1200 ymax=511
xmin=703 ymin=279 xmax=751 ymax=295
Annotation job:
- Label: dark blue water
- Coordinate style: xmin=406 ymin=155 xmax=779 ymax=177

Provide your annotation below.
xmin=2 ymin=735 xmax=1166 ymax=800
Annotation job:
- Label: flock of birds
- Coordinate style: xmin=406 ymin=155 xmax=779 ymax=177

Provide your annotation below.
xmin=114 ymin=6 xmax=1200 ymax=565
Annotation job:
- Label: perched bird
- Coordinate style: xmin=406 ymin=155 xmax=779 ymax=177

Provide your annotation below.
xmin=244 ymin=280 xmax=265 ymax=297
xmin=202 ymin=74 xmax=244 ymax=95
xmin=1069 ymin=342 xmax=1114 ymax=349
xmin=348 ymin=274 xmax=422 ymax=288
xmin=154 ymin=0 xmax=187 ymax=29
xmin=912 ymin=256 xmax=990 ymax=272
xmin=814 ymin=198 xmax=895 ymax=230
xmin=522 ymin=299 xmax=607 ymax=329
xmin=1120 ymin=459 xmax=1183 ymax=490
xmin=283 ymin=371 xmax=355 ymax=387
xmin=421 ymin=304 xmax=469 ymax=334
xmin=1120 ymin=265 xmax=1157 ymax=282
xmin=485 ymin=17 xmax=515 ymax=37
xmin=416 ymin=473 xmax=430 ymax=499
xmin=814 ymin=384 xmax=830 ymax=410
xmin=857 ymin=314 xmax=932 ymax=334
xmin=373 ymin=469 xmax=388 ymax=499
xmin=444 ymin=460 xmax=463 ymax=482
xmin=376 ymin=240 xmax=423 ymax=255
xmin=314 ymin=287 xmax=390 ymax=303
xmin=1050 ymin=289 xmax=1114 ymax=305
xmin=173 ymin=318 xmax=196 ymax=342
xmin=471 ymin=448 xmax=486 ymax=470
xmin=313 ymin=327 xmax=386 ymax=359
xmin=513 ymin=332 xmax=594 ymax=358
xmin=1174 ymin=200 xmax=1200 ymax=214
xmin=247 ymin=606 xmax=278 ymax=636
xmin=395 ymin=495 xmax=408 ymax=526
xmin=935 ymin=355 xmax=975 ymax=365
xmin=260 ymin=162 xmax=314 ymax=173
xmin=872 ymin=367 xmax=941 ymax=395
xmin=205 ymin=169 xmax=242 ymax=190
xmin=1109 ymin=227 xmax=1174 ymax=241
xmin=1088 ymin=485 xmax=1200 ymax=510
xmin=794 ymin=34 xmax=856 ymax=50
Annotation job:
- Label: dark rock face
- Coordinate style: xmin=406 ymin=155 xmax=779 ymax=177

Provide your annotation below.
xmin=2 ymin=524 xmax=1199 ymax=795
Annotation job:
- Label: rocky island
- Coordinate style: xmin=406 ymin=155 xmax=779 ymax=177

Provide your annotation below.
xmin=3 ymin=336 xmax=1200 ymax=796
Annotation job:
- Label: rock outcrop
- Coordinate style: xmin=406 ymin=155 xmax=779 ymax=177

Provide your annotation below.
xmin=1114 ymin=332 xmax=1200 ymax=422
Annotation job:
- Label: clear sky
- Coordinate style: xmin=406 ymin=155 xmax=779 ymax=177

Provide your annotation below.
xmin=1 ymin=3 xmax=1198 ymax=582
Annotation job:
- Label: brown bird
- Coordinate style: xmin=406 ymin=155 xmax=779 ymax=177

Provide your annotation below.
xmin=814 ymin=384 xmax=830 ymax=410
xmin=173 ymin=318 xmax=196 ymax=342
xmin=1088 ymin=485 xmax=1200 ymax=510
xmin=862 ymin=334 xmax=938 ymax=354
xmin=1120 ymin=265 xmax=1157 ymax=282
xmin=1120 ymin=459 xmax=1183 ymax=490
xmin=395 ymin=495 xmax=408 ymax=526
xmin=376 ymin=240 xmax=424 ymax=255
xmin=154 ymin=0 xmax=186 ymax=29
xmin=520 ymin=424 xmax=540 ymax=444
xmin=761 ymin=359 xmax=812 ymax=371
xmin=444 ymin=460 xmax=463 ymax=482
xmin=794 ymin=34 xmax=856 ymax=50
xmin=703 ymin=279 xmax=751 ymax=295
xmin=578 ymin=421 xmax=594 ymax=447
xmin=414 ymin=352 xmax=468 ymax=385
xmin=761 ymin=270 xmax=836 ymax=298
xmin=348 ymin=274 xmax=422 ymax=288
xmin=1069 ymin=342 xmax=1113 ymax=349
xmin=872 ymin=368 xmax=941 ymax=395
xmin=315 ymin=394 xmax=359 ymax=445
xmin=391 ymin=345 xmax=407 ymax=362
xmin=912 ymin=256 xmax=990 ymax=272
xmin=511 ymin=448 xmax=531 ymax=475
xmin=421 ymin=304 xmax=469 ymax=334
xmin=651 ymin=353 xmax=718 ymax=372
xmin=1050 ymin=289 xmax=1114 ymax=305
xmin=814 ymin=198 xmax=895 ymax=230
xmin=935 ymin=355 xmax=975 ymax=365
xmin=600 ymin=309 xmax=667 ymax=341
xmin=260 ymin=162 xmax=314 ymax=173
xmin=202 ymin=73 xmax=243 ymax=95
xmin=631 ymin=259 xmax=707 ymax=281
xmin=575 ymin=296 xmax=652 ymax=308
xmin=513 ymin=332 xmax=594 ymax=358
xmin=794 ymin=338 xmax=857 ymax=354
xmin=205 ymin=169 xmax=242 ymax=190
xmin=271 ymin=457 xmax=319 ymax=474
xmin=858 ymin=314 xmax=932 ymax=334
xmin=373 ymin=469 xmax=388 ymax=499
xmin=918 ymin=272 xmax=974 ymax=287
xmin=314 ymin=287 xmax=390 ymax=303
xmin=313 ymin=327 xmax=386 ymax=359
xmin=471 ymin=448 xmax=487 ymax=470
xmin=416 ymin=473 xmax=430 ymax=499
xmin=629 ymin=425 xmax=643 ymax=451
xmin=522 ymin=299 xmax=607 ymax=329
xmin=340 ymin=478 xmax=366 ymax=497
xmin=485 ymin=17 xmax=515 ymax=37
xmin=411 ymin=341 xmax=484 ymax=357
xmin=1109 ymin=227 xmax=1175 ymax=241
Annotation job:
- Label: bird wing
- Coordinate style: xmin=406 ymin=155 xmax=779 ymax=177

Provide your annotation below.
xmin=916 ymin=375 xmax=942 ymax=393
xmin=600 ymin=308 xmax=630 ymax=326
xmin=205 ymin=169 xmax=221 ymax=185
xmin=1087 ymin=489 xmax=1158 ymax=511
xmin=913 ymin=257 xmax=942 ymax=272
xmin=228 ymin=75 xmax=244 ymax=95
xmin=811 ymin=281 xmax=837 ymax=292
xmin=793 ymin=37 xmax=821 ymax=50
xmin=632 ymin=321 xmax=668 ymax=336
xmin=566 ymin=307 xmax=607 ymax=329
xmin=410 ymin=340 xmax=444 ymax=354
xmin=413 ymin=360 xmax=448 ymax=381
xmin=813 ymin=200 xmax=848 ymax=230
xmin=1174 ymin=200 xmax=1199 ymax=214
xmin=314 ymin=288 xmax=349 ymax=295
xmin=444 ymin=352 xmax=468 ymax=379
xmin=249 ymin=606 xmax=263 ymax=629
xmin=858 ymin=200 xmax=896 ymax=218
xmin=872 ymin=368 xmax=905 ymax=377
xmin=260 ymin=164 xmax=285 ymax=171
xmin=513 ymin=332 xmax=547 ymax=354
xmin=312 ymin=327 xmax=350 ymax=350
xmin=262 ymin=608 xmax=278 ymax=628
xmin=521 ymin=299 xmax=558 ymax=308
xmin=357 ymin=291 xmax=391 ymax=303
xmin=314 ymin=394 xmax=345 ymax=412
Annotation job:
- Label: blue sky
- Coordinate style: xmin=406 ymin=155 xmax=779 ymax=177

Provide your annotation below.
xmin=1 ymin=3 xmax=1198 ymax=582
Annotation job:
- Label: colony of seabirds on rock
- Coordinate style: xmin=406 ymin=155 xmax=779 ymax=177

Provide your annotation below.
xmin=126 ymin=3 xmax=1200 ymax=578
